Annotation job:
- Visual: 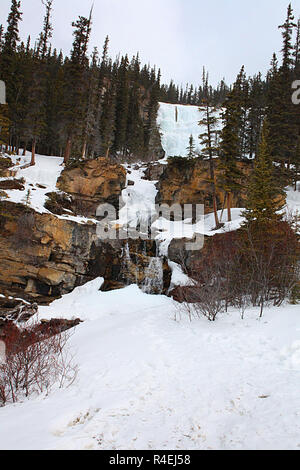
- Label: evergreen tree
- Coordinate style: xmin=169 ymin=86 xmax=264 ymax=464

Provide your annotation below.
xmin=2 ymin=0 xmax=22 ymax=55
xmin=186 ymin=134 xmax=196 ymax=159
xmin=99 ymin=81 xmax=116 ymax=158
xmin=294 ymin=18 xmax=300 ymax=72
xmin=0 ymin=104 xmax=11 ymax=147
xmin=0 ymin=0 xmax=22 ymax=151
xmin=279 ymin=3 xmax=297 ymax=70
xmin=219 ymin=69 xmax=245 ymax=221
xmin=81 ymin=47 xmax=100 ymax=159
xmin=266 ymin=5 xmax=298 ymax=184
xmin=243 ymin=121 xmax=284 ymax=225
xmin=61 ymin=14 xmax=92 ymax=162
xmin=199 ymin=100 xmax=221 ymax=228
xmin=126 ymin=55 xmax=144 ymax=158
xmin=37 ymin=0 xmax=53 ymax=60
xmin=113 ymin=55 xmax=129 ymax=155
xmin=246 ymin=73 xmax=266 ymax=159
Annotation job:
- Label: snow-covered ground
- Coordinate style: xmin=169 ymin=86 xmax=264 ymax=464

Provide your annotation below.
xmin=0 ymin=148 xmax=299 ymax=450
xmin=117 ymin=164 xmax=158 ymax=233
xmin=1 ymin=151 xmax=63 ymax=212
xmin=1 ymin=152 xmax=98 ymax=224
xmin=157 ymin=102 xmax=222 ymax=159
xmin=0 ymin=279 xmax=299 ymax=450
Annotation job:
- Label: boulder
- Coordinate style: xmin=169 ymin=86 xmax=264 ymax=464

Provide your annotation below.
xmin=156 ymin=157 xmax=252 ymax=213
xmin=57 ymin=157 xmax=126 ymax=218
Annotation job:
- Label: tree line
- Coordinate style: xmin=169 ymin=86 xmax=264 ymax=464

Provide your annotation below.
xmin=193 ymin=3 xmax=300 ymax=229
xmin=0 ymin=0 xmax=163 ymax=164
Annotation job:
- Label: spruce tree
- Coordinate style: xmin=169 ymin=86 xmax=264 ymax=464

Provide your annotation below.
xmin=266 ymin=5 xmax=298 ymax=181
xmin=61 ymin=15 xmax=91 ymax=163
xmin=0 ymin=0 xmax=22 ymax=151
xmin=0 ymin=104 xmax=10 ymax=147
xmin=113 ymin=55 xmax=129 ymax=156
xmin=219 ymin=69 xmax=245 ymax=221
xmin=37 ymin=0 xmax=53 ymax=60
xmin=186 ymin=134 xmax=196 ymax=159
xmin=199 ymin=100 xmax=221 ymax=228
xmin=126 ymin=55 xmax=144 ymax=158
xmin=243 ymin=121 xmax=284 ymax=225
xmin=100 ymin=82 xmax=116 ymax=158
xmin=279 ymin=3 xmax=296 ymax=70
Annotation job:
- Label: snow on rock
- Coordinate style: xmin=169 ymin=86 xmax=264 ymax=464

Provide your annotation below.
xmin=117 ymin=164 xmax=158 ymax=232
xmin=285 ymin=184 xmax=300 ymax=217
xmin=0 ymin=279 xmax=299 ymax=450
xmin=157 ymin=102 xmax=222 ymax=159
xmin=2 ymin=152 xmax=98 ymax=225
xmin=3 ymin=151 xmax=64 ymax=213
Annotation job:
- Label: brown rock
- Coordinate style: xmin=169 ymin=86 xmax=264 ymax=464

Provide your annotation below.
xmin=156 ymin=157 xmax=253 ymax=214
xmin=57 ymin=157 xmax=126 ymax=217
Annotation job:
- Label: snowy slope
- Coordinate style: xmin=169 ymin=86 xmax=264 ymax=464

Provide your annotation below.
xmin=157 ymin=102 xmax=222 ymax=159
xmin=0 ymin=280 xmax=299 ymax=450
xmin=117 ymin=164 xmax=158 ymax=231
xmin=1 ymin=152 xmax=98 ymax=224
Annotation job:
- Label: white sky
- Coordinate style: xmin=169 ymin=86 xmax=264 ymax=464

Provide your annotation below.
xmin=0 ymin=0 xmax=299 ymax=86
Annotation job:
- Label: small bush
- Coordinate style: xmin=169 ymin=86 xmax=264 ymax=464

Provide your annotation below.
xmin=178 ymin=220 xmax=300 ymax=321
xmin=0 ymin=320 xmax=77 ymax=406
xmin=44 ymin=192 xmax=73 ymax=216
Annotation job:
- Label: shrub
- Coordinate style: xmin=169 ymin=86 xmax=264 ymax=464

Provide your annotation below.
xmin=178 ymin=220 xmax=300 ymax=320
xmin=0 ymin=320 xmax=77 ymax=406
xmin=44 ymin=192 xmax=73 ymax=216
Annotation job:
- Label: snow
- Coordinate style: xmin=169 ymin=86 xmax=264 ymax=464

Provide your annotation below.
xmin=285 ymin=184 xmax=300 ymax=217
xmin=1 ymin=152 xmax=98 ymax=225
xmin=168 ymin=261 xmax=192 ymax=288
xmin=0 ymin=144 xmax=299 ymax=450
xmin=154 ymin=208 xmax=246 ymax=256
xmin=117 ymin=165 xmax=158 ymax=233
xmin=2 ymin=151 xmax=64 ymax=212
xmin=157 ymin=102 xmax=222 ymax=159
xmin=0 ymin=279 xmax=299 ymax=450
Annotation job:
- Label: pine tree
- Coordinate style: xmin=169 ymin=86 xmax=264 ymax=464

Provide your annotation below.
xmin=113 ymin=55 xmax=129 ymax=155
xmin=144 ymin=69 xmax=160 ymax=158
xmin=2 ymin=0 xmax=22 ymax=55
xmin=126 ymin=55 xmax=144 ymax=158
xmin=23 ymin=0 xmax=54 ymax=165
xmin=61 ymin=14 xmax=92 ymax=163
xmin=219 ymin=69 xmax=245 ymax=221
xmin=81 ymin=47 xmax=100 ymax=159
xmin=0 ymin=104 xmax=11 ymax=147
xmin=294 ymin=18 xmax=300 ymax=73
xmin=266 ymin=5 xmax=298 ymax=183
xmin=0 ymin=25 xmax=4 ymax=52
xmin=37 ymin=0 xmax=53 ymax=60
xmin=199 ymin=100 xmax=221 ymax=228
xmin=186 ymin=134 xmax=196 ymax=159
xmin=0 ymin=0 xmax=22 ymax=151
xmin=100 ymin=82 xmax=116 ymax=158
xmin=279 ymin=3 xmax=296 ymax=70
xmin=246 ymin=73 xmax=266 ymax=159
xmin=243 ymin=121 xmax=284 ymax=225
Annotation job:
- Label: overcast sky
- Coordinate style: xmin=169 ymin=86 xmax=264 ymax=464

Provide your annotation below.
xmin=0 ymin=0 xmax=299 ymax=86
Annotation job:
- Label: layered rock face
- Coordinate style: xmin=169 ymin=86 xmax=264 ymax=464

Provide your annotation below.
xmin=57 ymin=157 xmax=127 ymax=218
xmin=156 ymin=158 xmax=251 ymax=213
xmin=0 ymin=201 xmax=171 ymax=304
